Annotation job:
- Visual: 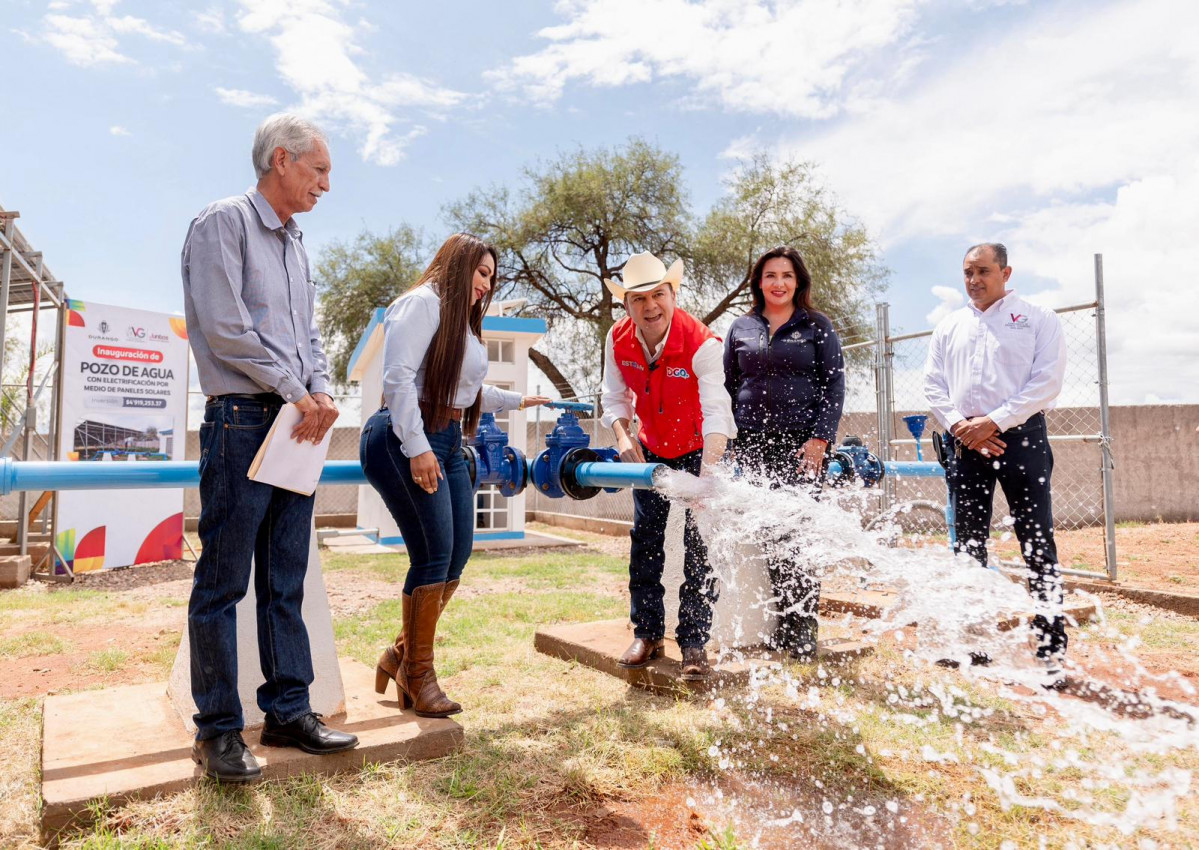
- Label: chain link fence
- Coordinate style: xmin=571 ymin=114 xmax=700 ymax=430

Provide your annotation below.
xmin=885 ymin=306 xmax=1105 ymax=526
xmin=521 ymin=259 xmax=1117 ymax=579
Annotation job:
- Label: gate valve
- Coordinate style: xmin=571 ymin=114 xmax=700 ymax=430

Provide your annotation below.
xmin=463 ymin=412 xmax=527 ymax=497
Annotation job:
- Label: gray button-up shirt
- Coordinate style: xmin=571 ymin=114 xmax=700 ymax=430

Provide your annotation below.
xmin=182 ymin=188 xmax=331 ymax=403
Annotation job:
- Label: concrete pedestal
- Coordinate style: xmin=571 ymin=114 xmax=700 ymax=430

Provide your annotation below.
xmin=40 ymin=658 xmax=463 ymax=843
xmin=535 ymin=619 xmax=870 ymax=696
xmin=662 ymin=511 xmax=775 ymax=650
xmin=167 ymin=520 xmax=345 ymax=731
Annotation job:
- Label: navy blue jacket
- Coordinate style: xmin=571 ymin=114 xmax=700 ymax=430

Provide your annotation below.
xmin=723 ymin=309 xmax=846 ymax=441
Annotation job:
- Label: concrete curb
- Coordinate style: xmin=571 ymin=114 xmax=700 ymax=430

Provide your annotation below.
xmin=1064 ymin=580 xmax=1199 ymax=617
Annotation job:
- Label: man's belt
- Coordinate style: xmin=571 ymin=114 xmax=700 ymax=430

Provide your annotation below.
xmin=206 ymin=392 xmax=287 ymax=405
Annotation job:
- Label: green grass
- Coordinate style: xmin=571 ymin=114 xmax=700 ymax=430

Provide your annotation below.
xmin=0 ymin=587 xmax=151 ymax=627
xmin=2 ymin=541 xmax=1194 ymax=849
xmin=84 ymin=648 xmax=129 ymax=674
xmin=1101 ymin=610 xmax=1199 ymax=653
xmin=0 ymin=629 xmax=70 ymax=658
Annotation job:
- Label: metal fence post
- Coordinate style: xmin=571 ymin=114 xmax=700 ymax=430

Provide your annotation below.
xmin=874 ymin=302 xmax=894 ymax=511
xmin=1093 ymin=254 xmax=1118 ymax=581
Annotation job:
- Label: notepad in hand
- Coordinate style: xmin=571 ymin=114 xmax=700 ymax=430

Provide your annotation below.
xmin=247 ymin=403 xmax=333 ymax=495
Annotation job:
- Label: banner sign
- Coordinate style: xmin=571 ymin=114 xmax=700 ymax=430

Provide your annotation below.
xmin=54 ymin=300 xmax=190 ymax=572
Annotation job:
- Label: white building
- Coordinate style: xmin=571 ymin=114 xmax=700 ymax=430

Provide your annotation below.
xmin=347 ymin=300 xmax=546 ymax=545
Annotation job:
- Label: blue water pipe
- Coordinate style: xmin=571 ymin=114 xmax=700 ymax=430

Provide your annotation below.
xmin=0 ymin=406 xmax=660 ymax=499
xmin=902 ymin=414 xmax=927 ymax=462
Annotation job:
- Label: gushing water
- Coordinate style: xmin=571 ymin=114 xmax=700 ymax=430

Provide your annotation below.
xmin=655 ymin=466 xmax=1197 ymax=846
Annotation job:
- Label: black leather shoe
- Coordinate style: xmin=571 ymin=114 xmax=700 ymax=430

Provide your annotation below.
xmin=618 ymin=638 xmax=665 ymax=669
xmin=192 ymin=730 xmax=262 ymax=783
xmin=679 ymin=646 xmax=711 ymax=681
xmin=936 ymin=652 xmax=992 ymax=669
xmin=260 ymin=712 xmax=359 ymax=755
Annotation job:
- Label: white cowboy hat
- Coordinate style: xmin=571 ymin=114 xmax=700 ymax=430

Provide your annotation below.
xmin=603 ymin=252 xmax=684 ymax=301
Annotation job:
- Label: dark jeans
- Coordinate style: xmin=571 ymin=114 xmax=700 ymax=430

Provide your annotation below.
xmin=736 ymin=429 xmax=822 ymax=649
xmin=359 ymin=408 xmax=474 ymax=595
xmin=189 ymin=396 xmax=316 ymax=740
xmin=629 ymin=446 xmax=719 ymax=648
xmin=946 ymin=413 xmax=1067 ymax=659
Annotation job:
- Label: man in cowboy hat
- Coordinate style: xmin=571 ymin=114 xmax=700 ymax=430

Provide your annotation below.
xmin=600 ymin=252 xmax=737 ymax=680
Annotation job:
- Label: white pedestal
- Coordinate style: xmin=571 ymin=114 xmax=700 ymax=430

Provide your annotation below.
xmin=662 ymin=508 xmax=774 ymax=650
xmin=167 ymin=519 xmax=346 ymax=731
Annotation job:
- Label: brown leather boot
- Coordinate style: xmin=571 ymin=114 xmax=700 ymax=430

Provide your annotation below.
xmin=396 ymin=582 xmax=461 ymax=718
xmin=618 ymin=637 xmax=665 ymax=669
xmin=679 ymin=646 xmax=711 ymax=681
xmin=374 ymin=579 xmax=461 ymax=696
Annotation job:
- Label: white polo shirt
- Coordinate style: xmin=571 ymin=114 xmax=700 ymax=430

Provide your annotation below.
xmin=922 ymin=290 xmax=1066 ymax=433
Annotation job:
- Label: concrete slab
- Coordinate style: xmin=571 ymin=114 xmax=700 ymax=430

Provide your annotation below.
xmin=379 ymin=530 xmax=583 ymax=556
xmin=534 ymin=618 xmax=871 ymax=696
xmin=820 ymin=588 xmax=1098 ymax=628
xmin=0 ymin=553 xmax=31 ymax=588
xmin=41 ymin=658 xmax=462 ymax=843
xmin=321 ymin=533 xmax=393 ymax=554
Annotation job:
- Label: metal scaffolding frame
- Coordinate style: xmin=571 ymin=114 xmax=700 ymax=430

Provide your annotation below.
xmin=0 ymin=202 xmax=67 ymax=577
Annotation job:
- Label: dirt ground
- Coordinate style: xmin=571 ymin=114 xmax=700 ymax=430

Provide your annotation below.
xmin=2 ymin=522 xmax=1195 ymax=703
xmin=2 ymin=523 xmax=1196 ymax=849
xmin=0 ymin=560 xmax=400 ymax=700
xmin=996 ymin=521 xmax=1199 ymax=590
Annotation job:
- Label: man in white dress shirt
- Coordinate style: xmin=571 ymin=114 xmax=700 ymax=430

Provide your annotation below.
xmin=600 ymin=253 xmax=737 ymax=680
xmin=923 ymin=243 xmax=1068 ymax=686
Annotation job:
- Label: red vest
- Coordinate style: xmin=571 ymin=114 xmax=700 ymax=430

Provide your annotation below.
xmin=611 ymin=309 xmax=716 ymax=459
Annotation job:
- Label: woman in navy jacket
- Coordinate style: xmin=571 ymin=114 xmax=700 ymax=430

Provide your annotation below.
xmin=723 ymin=246 xmax=845 ymax=660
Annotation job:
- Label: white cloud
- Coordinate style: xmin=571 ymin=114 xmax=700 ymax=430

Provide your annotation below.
xmin=1002 ymin=165 xmax=1199 ymax=404
xmin=787 ymin=0 xmax=1199 ymax=244
xmin=38 ymin=1 xmax=186 ymax=67
xmin=107 ymin=14 xmax=186 ymax=46
xmin=489 ymin=0 xmax=926 ymax=116
xmin=42 ymin=13 xmax=132 ymax=66
xmin=925 ymin=285 xmax=963 ymax=326
xmin=214 ymin=87 xmax=279 ymax=109
xmin=235 ymin=0 xmax=466 ymax=165
xmin=192 ymin=7 xmax=226 ymax=34
xmin=109 ymin=125 xmax=130 ymax=136
xmin=761 ymin=0 xmax=1198 ymax=404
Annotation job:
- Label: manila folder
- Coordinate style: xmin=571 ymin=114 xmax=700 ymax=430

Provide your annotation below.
xmin=247 ymin=403 xmax=332 ymax=495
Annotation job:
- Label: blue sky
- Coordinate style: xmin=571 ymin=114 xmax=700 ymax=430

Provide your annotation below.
xmin=3 ymin=0 xmax=1195 ymax=411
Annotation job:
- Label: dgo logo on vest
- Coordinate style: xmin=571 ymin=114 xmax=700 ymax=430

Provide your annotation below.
xmin=665 ymin=366 xmax=691 ymax=379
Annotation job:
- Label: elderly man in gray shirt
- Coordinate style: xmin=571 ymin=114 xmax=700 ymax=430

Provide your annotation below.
xmin=182 ymin=113 xmax=357 ymax=783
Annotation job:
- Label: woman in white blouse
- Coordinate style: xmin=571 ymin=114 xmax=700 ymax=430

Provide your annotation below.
xmin=361 ymin=233 xmax=548 ymax=717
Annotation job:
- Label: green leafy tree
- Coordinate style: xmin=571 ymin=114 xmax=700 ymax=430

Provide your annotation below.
xmin=446 ymin=142 xmax=885 ymax=400
xmin=314 ymin=225 xmax=426 ymax=384
xmin=690 ymin=154 xmax=886 ymax=352
xmin=445 ymin=139 xmax=691 ymax=399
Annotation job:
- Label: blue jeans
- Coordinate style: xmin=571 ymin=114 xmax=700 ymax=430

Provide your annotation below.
xmin=189 ymin=396 xmax=316 ymax=740
xmin=946 ymin=413 xmax=1067 ymax=659
xmin=359 ymin=408 xmax=474 ymax=594
xmin=629 ymin=446 xmax=719 ymax=648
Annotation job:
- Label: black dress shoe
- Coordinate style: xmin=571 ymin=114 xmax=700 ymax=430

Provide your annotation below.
xmin=618 ymin=638 xmax=665 ymax=669
xmin=260 ymin=712 xmax=359 ymax=755
xmin=679 ymin=646 xmax=711 ymax=681
xmin=936 ymin=652 xmax=993 ymax=669
xmin=192 ymin=730 xmax=262 ymax=783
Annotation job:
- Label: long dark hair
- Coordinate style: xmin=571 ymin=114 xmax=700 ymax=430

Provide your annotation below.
xmin=747 ymin=246 xmax=819 ymax=317
xmin=416 ymin=232 xmax=497 ymax=436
